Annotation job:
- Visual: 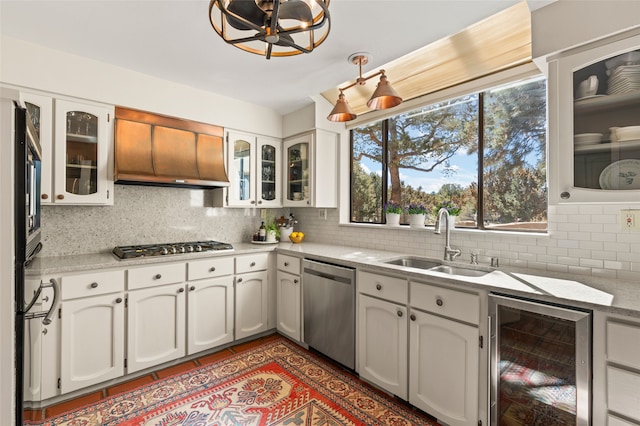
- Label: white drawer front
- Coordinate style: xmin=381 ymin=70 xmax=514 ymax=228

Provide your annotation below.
xmin=607 ymin=321 xmax=640 ymax=369
xmin=410 ymin=281 xmax=479 ymax=325
xmin=608 ymin=414 xmax=638 ymax=426
xmin=277 ymin=254 xmax=301 ymax=275
xmin=236 ymin=253 xmax=269 ymax=274
xmin=188 ymin=257 xmax=234 ymax=281
xmin=607 ymin=366 xmax=640 ymax=423
xmin=128 ymin=263 xmax=185 ymax=290
xmin=358 ymin=271 xmax=407 ymax=304
xmin=61 ymin=270 xmax=125 ymax=300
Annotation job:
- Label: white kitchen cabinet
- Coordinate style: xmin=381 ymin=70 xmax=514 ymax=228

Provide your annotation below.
xmin=547 ymin=31 xmax=640 ymax=204
xmin=283 ymin=129 xmax=338 ymax=208
xmin=60 ymin=292 xmax=125 ymax=393
xmin=223 ymin=130 xmax=281 ymax=207
xmin=276 ymin=270 xmax=301 ymax=341
xmin=127 ymin=282 xmax=186 ymax=373
xmin=358 ymin=294 xmax=408 ymax=399
xmin=186 ymin=256 xmax=236 ymax=354
xmin=235 ymin=258 xmax=268 ymax=340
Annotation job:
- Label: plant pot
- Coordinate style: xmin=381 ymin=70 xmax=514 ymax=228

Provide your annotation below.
xmin=266 ymin=230 xmax=277 ymax=242
xmin=408 ymin=214 xmax=426 ymax=228
xmin=386 ymin=213 xmax=401 ymax=226
xmin=449 ymin=215 xmax=457 ymax=228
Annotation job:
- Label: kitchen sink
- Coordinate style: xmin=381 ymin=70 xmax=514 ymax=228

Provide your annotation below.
xmin=384 ymin=256 xmax=442 ymax=270
xmin=429 ymin=265 xmax=489 ymax=277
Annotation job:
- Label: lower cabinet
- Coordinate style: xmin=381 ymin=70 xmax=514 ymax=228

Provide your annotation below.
xmin=358 ymin=294 xmax=408 ymax=399
xmin=408 ymin=309 xmax=478 ymax=426
xmin=187 ymin=277 xmax=234 ymax=354
xmin=127 ymin=283 xmax=186 ymax=374
xmin=235 ymin=270 xmax=268 ymax=340
xmin=276 ymin=270 xmax=301 ymax=341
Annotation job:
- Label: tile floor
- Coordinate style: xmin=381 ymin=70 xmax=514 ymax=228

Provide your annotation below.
xmin=25 ymin=333 xmax=282 ymax=422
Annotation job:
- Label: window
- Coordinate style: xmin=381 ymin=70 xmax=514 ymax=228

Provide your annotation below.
xmin=350 ymin=76 xmax=547 ymax=232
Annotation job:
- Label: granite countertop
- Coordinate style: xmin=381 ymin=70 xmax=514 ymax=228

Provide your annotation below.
xmin=27 ymin=242 xmax=640 ymax=318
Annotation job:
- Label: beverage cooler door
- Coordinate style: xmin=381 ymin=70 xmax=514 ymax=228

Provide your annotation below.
xmin=489 ymin=294 xmax=591 ymax=426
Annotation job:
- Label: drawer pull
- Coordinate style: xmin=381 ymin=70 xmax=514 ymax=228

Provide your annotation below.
xmin=284 ymin=262 xmax=289 ymax=267
xmin=90 ymin=282 xmax=99 ymax=289
xmin=436 ymin=298 xmax=444 ymax=307
xmin=154 ymin=274 xmax=162 ymax=280
xmin=209 ymin=267 xmax=216 ymax=272
xmin=178 ymin=287 xmax=185 ymax=293
xmin=237 ymin=278 xmax=243 ymax=283
xmin=250 ymin=262 xmax=256 ymax=267
xmin=376 ymin=284 xmax=382 ymax=291
xmin=410 ymin=314 xmax=416 ymax=321
xmin=115 ymin=297 xmax=123 ymax=304
xmin=56 ymin=194 xmax=64 ymax=200
xmin=397 ymin=310 xmax=403 ymax=317
xmin=294 ymin=279 xmax=299 ymax=284
xmin=190 ymin=286 xmax=196 ymax=291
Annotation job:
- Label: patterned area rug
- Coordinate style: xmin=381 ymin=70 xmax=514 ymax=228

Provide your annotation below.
xmin=35 ymin=336 xmax=438 ymax=425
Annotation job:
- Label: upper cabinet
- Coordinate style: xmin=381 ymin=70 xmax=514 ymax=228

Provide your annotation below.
xmin=548 ymin=32 xmax=640 ymax=203
xmin=224 ymin=130 xmax=281 ymax=207
xmin=18 ymin=89 xmax=114 ymax=205
xmin=283 ymin=129 xmax=338 ymax=208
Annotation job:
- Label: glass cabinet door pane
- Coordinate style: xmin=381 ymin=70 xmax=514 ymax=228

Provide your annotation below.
xmin=287 ymin=142 xmax=309 ymax=201
xmin=261 ymin=144 xmax=276 ymax=201
xmin=24 ymin=102 xmax=41 ymax=139
xmin=573 ymin=48 xmax=640 ymax=191
xmin=65 ymin=111 xmax=98 ymax=195
xmin=233 ymin=140 xmax=251 ymax=201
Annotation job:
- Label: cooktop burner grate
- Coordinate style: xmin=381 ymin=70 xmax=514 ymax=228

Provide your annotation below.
xmin=112 ymin=240 xmax=234 ymax=259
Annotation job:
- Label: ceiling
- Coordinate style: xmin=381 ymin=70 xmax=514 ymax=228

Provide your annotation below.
xmin=0 ymin=0 xmax=553 ymax=116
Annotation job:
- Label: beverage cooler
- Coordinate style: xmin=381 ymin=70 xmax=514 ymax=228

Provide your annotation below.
xmin=489 ymin=294 xmax=591 ymax=425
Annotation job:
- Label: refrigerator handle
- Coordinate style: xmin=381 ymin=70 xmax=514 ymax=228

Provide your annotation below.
xmin=24 ymin=278 xmax=60 ymax=325
xmin=487 ymin=314 xmax=492 ymax=426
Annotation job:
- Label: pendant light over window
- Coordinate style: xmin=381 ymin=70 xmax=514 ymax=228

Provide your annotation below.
xmin=209 ymin=0 xmax=330 ymax=60
xmin=327 ymin=53 xmax=402 ymax=122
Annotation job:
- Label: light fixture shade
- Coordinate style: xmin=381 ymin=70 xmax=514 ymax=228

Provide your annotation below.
xmin=366 ymin=74 xmax=403 ymax=110
xmin=209 ymin=0 xmax=331 ymax=60
xmin=327 ymin=93 xmax=357 ymax=122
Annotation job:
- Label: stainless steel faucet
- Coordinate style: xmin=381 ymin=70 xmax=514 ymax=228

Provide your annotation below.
xmin=434 ymin=208 xmax=461 ymax=261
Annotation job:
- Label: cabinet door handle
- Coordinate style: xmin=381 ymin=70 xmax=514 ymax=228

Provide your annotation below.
xmin=410 ymin=314 xmax=416 ymax=321
xmin=436 ymin=298 xmax=444 ymax=307
xmin=41 ymin=194 xmax=49 ymax=200
xmin=42 ymin=328 xmax=48 ymax=335
xmin=154 ymin=274 xmax=162 ymax=280
xmin=258 ymin=200 xmax=262 ymax=205
xmin=237 ymin=278 xmax=243 ymax=283
xmin=190 ymin=286 xmax=196 ymax=291
xmin=284 ymin=262 xmax=289 ymax=267
xmin=397 ymin=310 xmax=403 ymax=317
xmin=90 ymin=282 xmax=99 ymax=289
xmin=560 ymin=191 xmax=571 ymax=199
xmin=250 ymin=200 xmax=256 ymax=204
xmin=56 ymin=194 xmax=64 ymax=200
xmin=209 ymin=267 xmax=216 ymax=272
xmin=178 ymin=287 xmax=185 ymax=293
xmin=294 ymin=279 xmax=299 ymax=284
xmin=376 ymin=284 xmax=382 ymax=291
xmin=250 ymin=262 xmax=256 ymax=267
xmin=115 ymin=297 xmax=123 ymax=304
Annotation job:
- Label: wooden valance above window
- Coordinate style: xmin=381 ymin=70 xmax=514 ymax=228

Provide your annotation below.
xmin=321 ymin=1 xmax=532 ymax=116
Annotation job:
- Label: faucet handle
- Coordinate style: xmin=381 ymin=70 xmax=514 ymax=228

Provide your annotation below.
xmin=470 ymin=253 xmax=479 ymax=265
xmin=491 ymin=257 xmax=499 ymax=268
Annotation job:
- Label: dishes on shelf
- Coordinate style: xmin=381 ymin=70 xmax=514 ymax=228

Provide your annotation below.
xmin=574 ymin=133 xmax=603 ymax=146
xmin=610 ymin=126 xmax=640 ymax=142
xmin=607 ymin=64 xmax=640 ymax=95
xmin=605 ymin=51 xmax=640 ymax=71
xmin=599 ymin=159 xmax=640 ymax=190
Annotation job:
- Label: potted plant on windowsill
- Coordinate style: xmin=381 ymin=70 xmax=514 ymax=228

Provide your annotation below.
xmin=406 ymin=203 xmax=428 ymax=228
xmin=436 ymin=201 xmax=461 ymax=227
xmin=383 ymin=202 xmax=403 ymax=226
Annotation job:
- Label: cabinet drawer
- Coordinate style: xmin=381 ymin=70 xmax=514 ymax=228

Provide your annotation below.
xmin=61 ymin=270 xmax=125 ymax=300
xmin=277 ymin=254 xmax=300 ymax=275
xmin=607 ymin=414 xmax=638 ymax=426
xmin=607 ymin=366 xmax=640 ymax=423
xmin=188 ymin=257 xmax=234 ymax=281
xmin=128 ymin=263 xmax=185 ymax=290
xmin=607 ymin=321 xmax=640 ymax=369
xmin=410 ymin=282 xmax=479 ymax=325
xmin=358 ymin=271 xmax=407 ymax=304
xmin=236 ymin=253 xmax=269 ymax=274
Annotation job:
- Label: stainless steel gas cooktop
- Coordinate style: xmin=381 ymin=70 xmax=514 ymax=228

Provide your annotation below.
xmin=112 ymin=240 xmax=234 ymax=259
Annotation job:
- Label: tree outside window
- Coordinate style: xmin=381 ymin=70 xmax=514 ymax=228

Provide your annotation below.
xmin=350 ymin=76 xmax=547 ymax=232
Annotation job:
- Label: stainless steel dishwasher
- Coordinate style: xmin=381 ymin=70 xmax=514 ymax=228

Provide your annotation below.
xmin=303 ymin=258 xmax=356 ymax=369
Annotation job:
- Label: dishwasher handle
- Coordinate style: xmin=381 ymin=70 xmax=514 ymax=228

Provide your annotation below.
xmin=304 ymin=267 xmax=353 ymax=285
xmin=303 ymin=259 xmax=355 ymax=284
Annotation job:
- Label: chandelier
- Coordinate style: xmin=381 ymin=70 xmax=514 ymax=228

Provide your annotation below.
xmin=327 ymin=53 xmax=402 ymax=122
xmin=209 ymin=0 xmax=331 ymax=60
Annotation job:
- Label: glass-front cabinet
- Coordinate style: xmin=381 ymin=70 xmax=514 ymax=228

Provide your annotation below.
xmin=226 ymin=130 xmax=281 ymax=207
xmin=549 ymin=32 xmax=640 ymax=203
xmin=20 ymin=92 xmax=53 ymax=203
xmin=54 ymin=99 xmax=113 ymax=205
xmin=283 ymin=135 xmax=310 ymax=206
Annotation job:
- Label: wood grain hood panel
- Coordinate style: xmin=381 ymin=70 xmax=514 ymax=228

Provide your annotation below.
xmin=114 ymin=107 xmax=229 ymax=188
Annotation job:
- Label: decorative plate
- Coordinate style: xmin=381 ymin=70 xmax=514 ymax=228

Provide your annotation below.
xmin=599 ymin=159 xmax=640 ymax=190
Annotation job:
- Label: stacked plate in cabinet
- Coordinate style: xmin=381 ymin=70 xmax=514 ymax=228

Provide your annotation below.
xmin=606 ymin=52 xmax=640 ymax=95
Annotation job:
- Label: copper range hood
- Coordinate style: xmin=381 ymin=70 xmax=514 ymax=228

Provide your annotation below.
xmin=114 ymin=107 xmax=230 ymax=188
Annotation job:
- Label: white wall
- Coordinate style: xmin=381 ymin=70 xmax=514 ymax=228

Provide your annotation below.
xmin=0 ymin=36 xmax=283 ymax=138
